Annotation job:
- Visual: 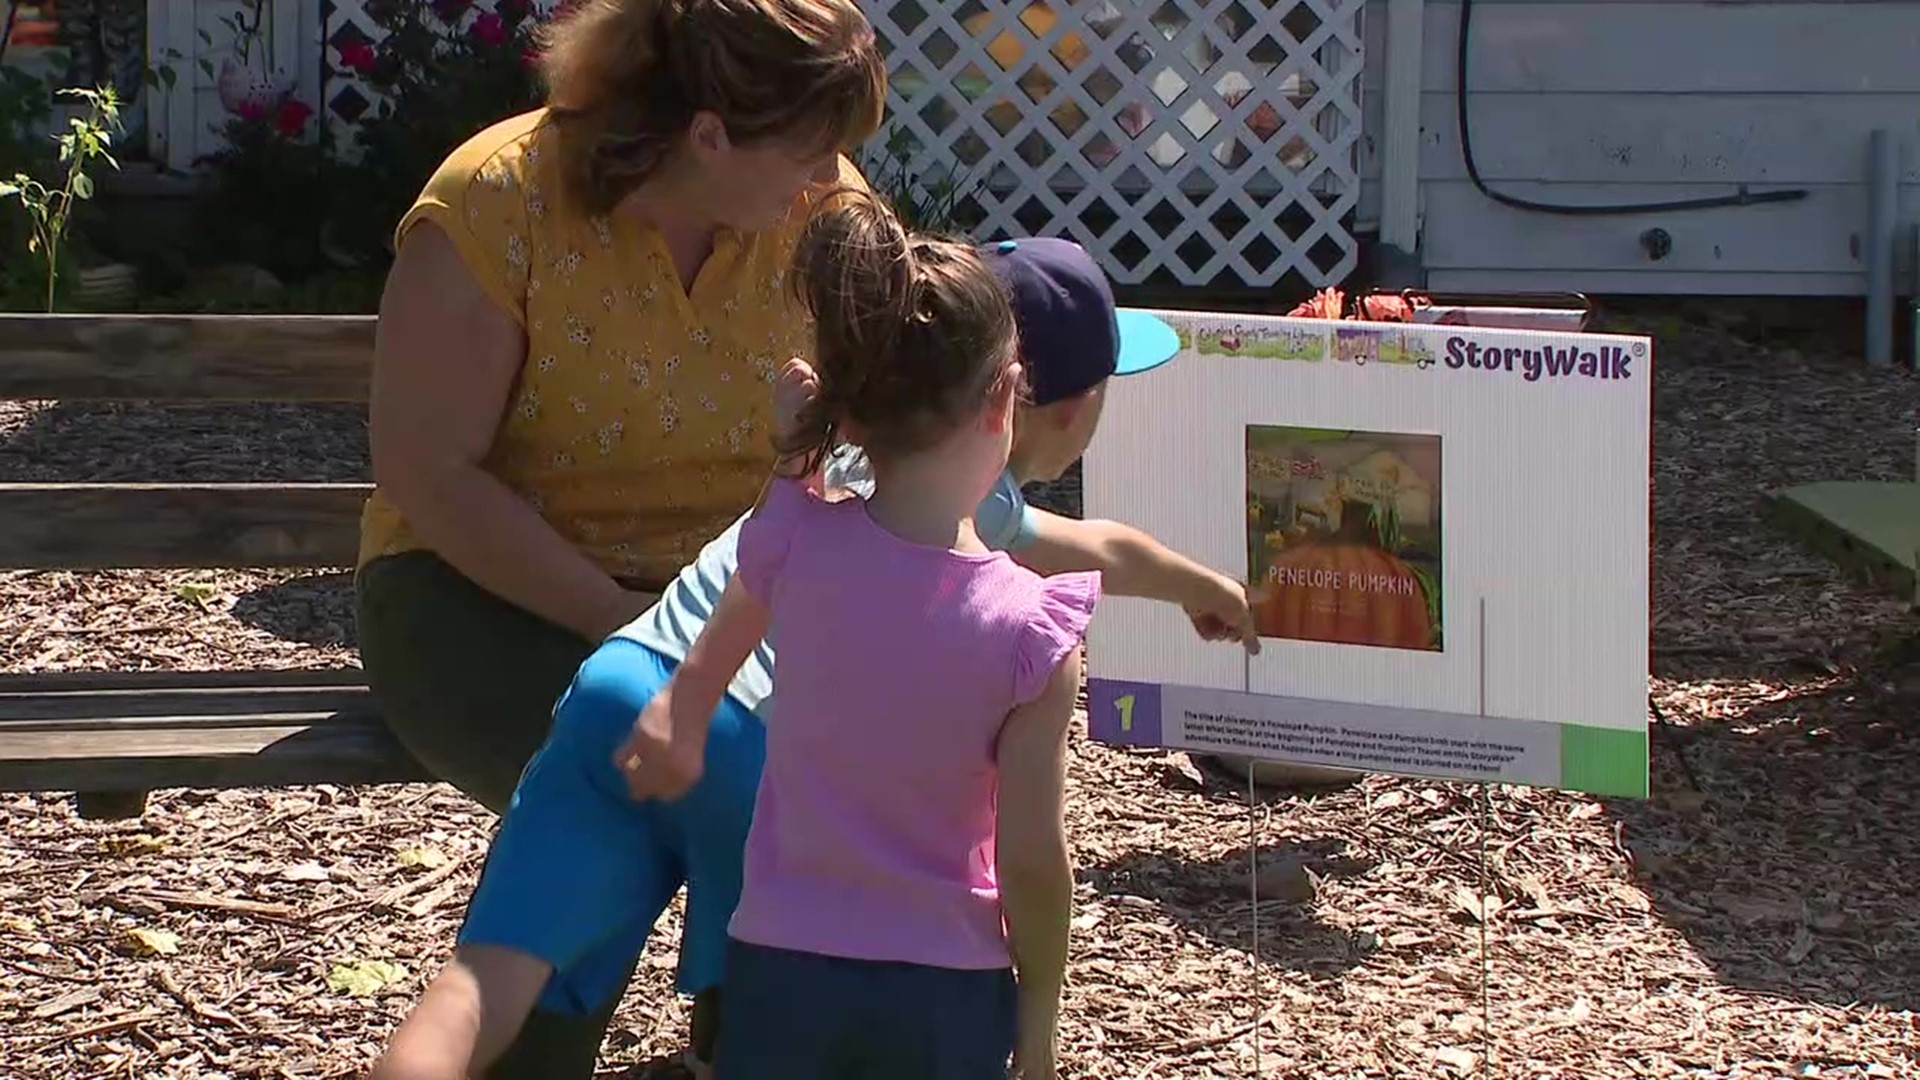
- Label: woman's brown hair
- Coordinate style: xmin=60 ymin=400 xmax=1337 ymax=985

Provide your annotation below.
xmin=536 ymin=0 xmax=887 ymax=214
xmin=778 ymin=188 xmax=1022 ymax=478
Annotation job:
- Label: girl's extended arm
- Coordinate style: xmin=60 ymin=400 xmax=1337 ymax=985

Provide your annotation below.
xmin=616 ymin=358 xmax=821 ymax=799
xmin=371 ymin=223 xmax=654 ymax=641
xmin=617 ymin=576 xmax=769 ymax=801
xmin=995 ymin=643 xmax=1081 ymax=1080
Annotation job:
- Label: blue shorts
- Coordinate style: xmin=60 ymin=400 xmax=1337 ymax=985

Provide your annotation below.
xmin=457 ymin=638 xmax=766 ymax=1015
xmin=715 ymin=939 xmax=1017 ymax=1080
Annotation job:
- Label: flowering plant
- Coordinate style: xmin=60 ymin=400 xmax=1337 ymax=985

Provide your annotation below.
xmin=329 ymin=0 xmax=554 ymax=259
xmin=191 ymin=96 xmax=332 ymax=277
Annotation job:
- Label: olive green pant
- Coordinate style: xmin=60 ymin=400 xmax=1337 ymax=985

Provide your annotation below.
xmin=356 ymin=551 xmax=663 ymax=1079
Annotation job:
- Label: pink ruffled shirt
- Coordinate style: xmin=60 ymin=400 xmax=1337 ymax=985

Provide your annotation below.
xmin=725 ymin=476 xmax=1100 ymax=970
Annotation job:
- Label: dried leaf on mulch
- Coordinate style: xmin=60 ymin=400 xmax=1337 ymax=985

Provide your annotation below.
xmin=4 ymin=304 xmax=1918 ymax=1079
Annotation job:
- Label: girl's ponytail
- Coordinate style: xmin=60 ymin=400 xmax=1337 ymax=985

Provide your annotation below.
xmin=777 ymin=187 xmax=911 ymax=476
xmin=780 ymin=188 xmax=1019 ymax=475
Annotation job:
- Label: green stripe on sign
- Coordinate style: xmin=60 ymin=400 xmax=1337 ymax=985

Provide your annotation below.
xmin=1558 ymin=724 xmax=1648 ymax=798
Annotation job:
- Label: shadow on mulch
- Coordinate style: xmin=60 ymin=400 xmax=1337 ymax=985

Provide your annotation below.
xmin=1612 ymin=641 xmax=1920 ymax=1014
xmin=229 ymin=572 xmax=361 ymax=649
xmin=1082 ymin=836 xmax=1376 ymax=978
xmin=0 ymin=401 xmax=368 ymax=483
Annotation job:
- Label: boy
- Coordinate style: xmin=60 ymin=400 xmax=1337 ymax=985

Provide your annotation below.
xmin=369 ymin=237 xmax=1255 ymax=1080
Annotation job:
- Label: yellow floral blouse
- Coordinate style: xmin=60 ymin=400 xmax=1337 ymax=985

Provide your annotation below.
xmin=357 ymin=109 xmax=866 ymax=588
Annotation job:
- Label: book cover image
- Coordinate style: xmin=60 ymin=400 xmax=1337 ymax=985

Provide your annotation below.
xmin=1245 ymin=425 xmax=1444 ymax=652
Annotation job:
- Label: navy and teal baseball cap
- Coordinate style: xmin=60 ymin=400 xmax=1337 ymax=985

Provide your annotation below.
xmin=980 ymin=237 xmax=1181 ymax=406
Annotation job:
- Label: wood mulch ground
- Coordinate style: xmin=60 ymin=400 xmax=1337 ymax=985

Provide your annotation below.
xmin=2 ymin=303 xmax=1917 ymax=1079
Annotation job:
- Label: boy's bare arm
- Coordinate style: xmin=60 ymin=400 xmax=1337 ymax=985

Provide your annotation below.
xmin=1014 ymin=509 xmax=1258 ymax=653
xmin=996 ymin=644 xmax=1081 ymax=1079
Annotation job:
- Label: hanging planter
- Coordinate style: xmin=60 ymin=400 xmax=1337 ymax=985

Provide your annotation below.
xmin=207 ymin=0 xmax=291 ymax=118
xmin=217 ymin=55 xmax=290 ymax=116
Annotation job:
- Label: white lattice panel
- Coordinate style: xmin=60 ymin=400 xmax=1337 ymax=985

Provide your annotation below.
xmin=318 ymin=0 xmax=1366 ymax=288
xmin=867 ymin=0 xmax=1366 ymax=288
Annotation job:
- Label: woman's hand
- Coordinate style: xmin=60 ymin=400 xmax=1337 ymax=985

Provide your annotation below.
xmin=773 ymin=356 xmax=820 ymax=439
xmin=771 ymin=357 xmax=825 ymax=491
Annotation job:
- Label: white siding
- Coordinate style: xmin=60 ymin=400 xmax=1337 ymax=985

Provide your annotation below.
xmin=147 ymin=0 xmax=306 ymax=170
xmin=1360 ymin=0 xmax=1920 ymax=295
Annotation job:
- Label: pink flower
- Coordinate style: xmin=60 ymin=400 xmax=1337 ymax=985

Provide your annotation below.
xmin=338 ymin=42 xmax=377 ymax=74
xmin=236 ymin=98 xmax=269 ymax=123
xmin=274 ymin=99 xmax=314 ymax=138
xmin=471 ymin=11 xmax=507 ymax=44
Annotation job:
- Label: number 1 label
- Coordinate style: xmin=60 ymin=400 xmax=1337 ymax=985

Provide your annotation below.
xmin=1115 ymin=694 xmax=1136 ymax=733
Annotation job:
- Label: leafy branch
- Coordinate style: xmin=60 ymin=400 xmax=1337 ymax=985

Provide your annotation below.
xmin=859 ymin=122 xmax=981 ymax=237
xmin=0 ymin=86 xmax=123 ymax=311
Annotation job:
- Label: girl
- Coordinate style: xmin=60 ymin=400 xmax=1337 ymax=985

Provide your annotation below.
xmin=622 ymin=190 xmax=1092 ymax=1079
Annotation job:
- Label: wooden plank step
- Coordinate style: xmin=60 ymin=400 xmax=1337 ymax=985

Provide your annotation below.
xmin=0 ymin=668 xmax=424 ymax=794
xmin=0 ymin=314 xmax=374 ymax=402
xmin=0 ymin=710 xmax=428 ymax=793
xmin=0 ymin=483 xmax=371 ymax=570
xmin=0 ymin=687 xmax=372 ymax=723
xmin=0 ymin=668 xmax=368 ymax=694
xmin=1762 ymin=480 xmax=1920 ymax=603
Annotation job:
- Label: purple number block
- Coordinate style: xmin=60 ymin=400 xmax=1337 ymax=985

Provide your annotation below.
xmin=1086 ymin=679 xmax=1164 ymax=748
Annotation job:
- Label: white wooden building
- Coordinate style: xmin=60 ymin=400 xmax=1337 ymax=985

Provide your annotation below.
xmin=13 ymin=0 xmax=1917 ymax=296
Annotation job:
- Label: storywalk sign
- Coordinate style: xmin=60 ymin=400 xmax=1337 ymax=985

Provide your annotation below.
xmin=1082 ymin=310 xmax=1652 ymax=798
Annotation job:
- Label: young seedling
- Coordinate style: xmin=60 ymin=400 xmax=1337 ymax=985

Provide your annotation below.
xmin=0 ymin=86 xmax=124 ymax=312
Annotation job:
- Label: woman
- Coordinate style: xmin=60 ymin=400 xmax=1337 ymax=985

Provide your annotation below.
xmin=354 ymin=0 xmax=885 ymax=1074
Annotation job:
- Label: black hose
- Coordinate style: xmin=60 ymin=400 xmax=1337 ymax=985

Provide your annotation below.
xmin=1455 ymin=0 xmax=1809 ymax=216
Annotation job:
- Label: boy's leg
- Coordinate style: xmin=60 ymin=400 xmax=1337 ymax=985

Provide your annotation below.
xmin=687 ymin=988 xmax=722 ymax=1074
xmin=371 ymin=944 xmax=556 ymax=1079
xmin=487 ymin=954 xmax=640 ymax=1080
xmin=659 ymin=687 xmax=768 ymax=1073
xmin=377 ymin=639 xmax=688 ymax=1080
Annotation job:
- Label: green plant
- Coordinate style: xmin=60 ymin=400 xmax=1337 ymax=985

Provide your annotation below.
xmin=859 ymin=122 xmax=982 ymax=237
xmin=190 ymin=96 xmax=333 ymax=278
xmin=0 ymin=85 xmax=123 ymax=311
xmin=328 ymin=0 xmax=548 ymax=262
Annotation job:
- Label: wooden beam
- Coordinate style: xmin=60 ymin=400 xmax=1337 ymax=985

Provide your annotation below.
xmin=0 ymin=669 xmax=420 ymax=799
xmin=0 ymin=314 xmax=375 ymax=402
xmin=0 ymin=711 xmax=430 ymax=792
xmin=0 ymin=668 xmax=368 ymax=694
xmin=0 ymin=483 xmax=372 ymax=570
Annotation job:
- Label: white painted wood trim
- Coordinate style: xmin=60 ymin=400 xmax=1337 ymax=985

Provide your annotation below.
xmin=268 ymin=0 xmax=301 ymax=98
xmin=146 ymin=0 xmax=197 ymax=171
xmin=1378 ymin=0 xmax=1423 ymax=253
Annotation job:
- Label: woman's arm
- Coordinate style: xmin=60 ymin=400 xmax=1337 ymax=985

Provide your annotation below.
xmin=369 ymin=222 xmax=653 ymax=642
xmin=996 ymin=643 xmax=1080 ymax=1080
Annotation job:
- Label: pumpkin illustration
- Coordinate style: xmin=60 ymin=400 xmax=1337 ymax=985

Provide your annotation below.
xmin=1254 ymin=500 xmax=1435 ymax=650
